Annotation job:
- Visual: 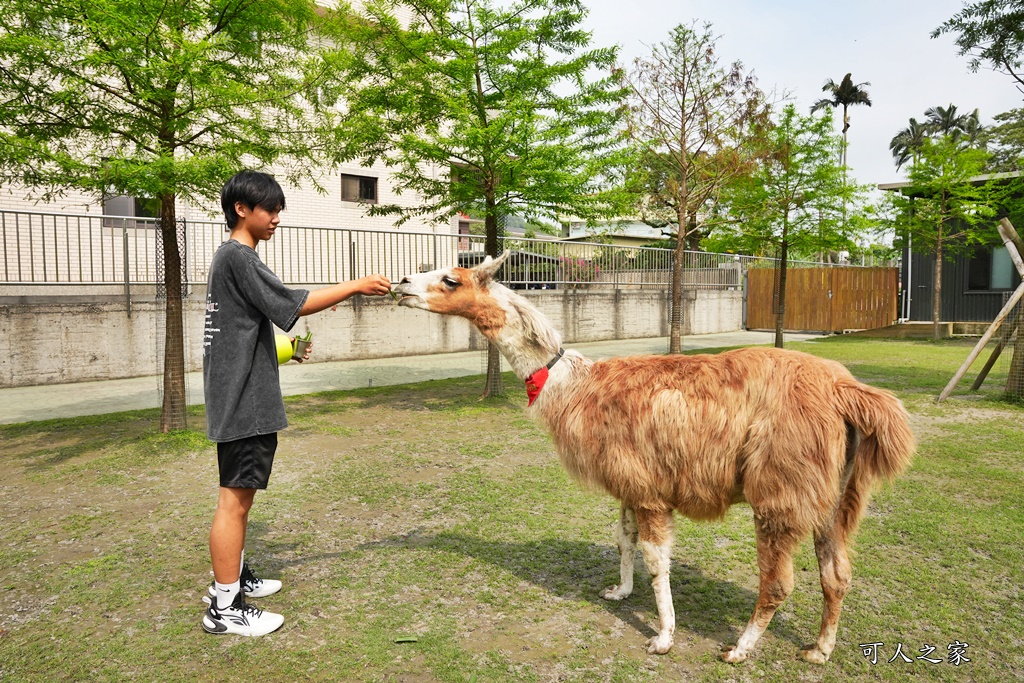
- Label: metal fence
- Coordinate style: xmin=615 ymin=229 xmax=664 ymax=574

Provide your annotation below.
xmin=1 ymin=208 xmax=866 ymax=294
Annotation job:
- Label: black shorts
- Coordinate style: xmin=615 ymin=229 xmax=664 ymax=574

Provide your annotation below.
xmin=217 ymin=433 xmax=278 ymax=489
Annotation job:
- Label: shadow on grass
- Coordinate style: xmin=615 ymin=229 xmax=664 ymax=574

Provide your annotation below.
xmin=333 ymin=531 xmax=806 ymax=650
xmin=290 ymin=376 xmax=525 ymax=415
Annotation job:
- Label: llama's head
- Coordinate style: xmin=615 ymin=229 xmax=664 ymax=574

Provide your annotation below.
xmin=396 ymin=250 xmax=563 ymax=375
xmin=394 ymin=251 xmax=512 ymax=338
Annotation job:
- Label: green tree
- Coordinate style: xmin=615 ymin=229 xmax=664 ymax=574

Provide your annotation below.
xmin=892 ymin=137 xmax=996 ymax=339
xmin=334 ymin=0 xmax=625 ymax=396
xmin=934 ymin=0 xmax=1024 ymax=93
xmin=0 ymin=0 xmax=348 ymax=431
xmin=982 ymin=108 xmax=1024 ymax=171
xmin=617 ymin=21 xmax=769 ymax=354
xmin=714 ymin=105 xmax=851 ymax=347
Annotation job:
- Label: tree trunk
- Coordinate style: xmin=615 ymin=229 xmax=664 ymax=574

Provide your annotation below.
xmin=159 ymin=193 xmax=187 ymax=431
xmin=668 ymin=209 xmax=687 ymax=355
xmin=668 ymin=174 xmax=689 ymax=354
xmin=932 ymin=217 xmax=944 ymax=341
xmin=932 ymin=246 xmax=943 ymax=341
xmin=774 ymin=234 xmax=789 ymax=349
xmin=481 ymin=197 xmax=503 ymax=397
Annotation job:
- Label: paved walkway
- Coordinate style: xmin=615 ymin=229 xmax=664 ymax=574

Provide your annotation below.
xmin=0 ymin=330 xmax=822 ymax=425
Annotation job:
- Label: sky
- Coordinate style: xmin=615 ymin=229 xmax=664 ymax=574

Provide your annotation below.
xmin=581 ymin=0 xmax=1022 ymax=190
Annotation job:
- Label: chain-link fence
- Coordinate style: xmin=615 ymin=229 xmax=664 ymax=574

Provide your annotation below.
xmin=969 ymin=294 xmax=1024 ymax=400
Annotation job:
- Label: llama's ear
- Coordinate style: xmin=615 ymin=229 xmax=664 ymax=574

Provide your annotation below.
xmin=475 ymin=250 xmax=510 ymax=283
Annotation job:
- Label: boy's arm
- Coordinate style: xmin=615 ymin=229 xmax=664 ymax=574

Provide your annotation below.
xmin=299 ymin=274 xmax=392 ymax=316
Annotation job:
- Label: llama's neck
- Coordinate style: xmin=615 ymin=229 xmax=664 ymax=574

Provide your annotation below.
xmin=484 ymin=285 xmax=564 ymax=380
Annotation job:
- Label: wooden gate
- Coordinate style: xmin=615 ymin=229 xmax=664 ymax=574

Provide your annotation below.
xmin=746 ymin=267 xmax=899 ymax=333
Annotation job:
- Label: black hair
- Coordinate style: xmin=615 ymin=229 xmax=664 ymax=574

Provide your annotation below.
xmin=220 ymin=170 xmax=287 ymax=230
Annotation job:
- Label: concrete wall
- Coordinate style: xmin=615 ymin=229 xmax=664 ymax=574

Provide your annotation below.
xmin=0 ymin=288 xmax=742 ymax=388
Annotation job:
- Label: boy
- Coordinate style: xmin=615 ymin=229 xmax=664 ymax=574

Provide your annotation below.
xmin=201 ymin=170 xmax=391 ymax=636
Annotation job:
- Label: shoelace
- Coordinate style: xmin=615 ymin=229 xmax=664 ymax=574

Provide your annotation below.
xmin=237 ymin=597 xmax=263 ymax=618
xmin=239 ymin=565 xmax=261 ymax=591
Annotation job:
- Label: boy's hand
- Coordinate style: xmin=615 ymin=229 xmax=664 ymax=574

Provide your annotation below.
xmin=357 ymin=274 xmax=392 ymax=297
xmin=295 ymin=340 xmax=312 ymax=363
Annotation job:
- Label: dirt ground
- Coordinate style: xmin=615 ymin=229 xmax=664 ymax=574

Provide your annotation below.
xmin=2 ymin=364 xmax=1022 ymax=682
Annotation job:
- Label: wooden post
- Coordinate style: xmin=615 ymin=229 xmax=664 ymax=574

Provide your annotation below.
xmin=938 ymin=218 xmax=1024 ymax=402
xmin=1001 ymin=217 xmax=1024 ymax=265
xmin=998 ymin=218 xmax=1024 ymax=275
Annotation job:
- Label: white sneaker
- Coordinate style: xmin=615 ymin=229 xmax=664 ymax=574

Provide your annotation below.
xmin=241 ymin=562 xmax=282 ymax=598
xmin=201 ymin=591 xmax=284 ymax=636
xmin=203 ymin=563 xmax=282 ymax=605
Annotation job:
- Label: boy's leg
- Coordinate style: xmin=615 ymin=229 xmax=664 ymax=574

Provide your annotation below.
xmin=210 ymin=486 xmax=256 ymax=585
xmin=202 ymin=435 xmax=283 ymax=636
xmin=210 ymin=432 xmax=277 ymax=584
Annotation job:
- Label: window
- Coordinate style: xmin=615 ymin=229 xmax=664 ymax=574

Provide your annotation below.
xmin=341 ymin=174 xmax=377 ymax=203
xmin=101 ymin=194 xmax=157 ymax=227
xmin=968 ymin=245 xmax=1014 ymax=291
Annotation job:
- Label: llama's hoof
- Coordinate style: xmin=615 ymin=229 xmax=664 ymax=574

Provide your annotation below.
xmin=799 ymin=645 xmax=830 ymax=665
xmin=720 ymin=646 xmax=749 ymax=663
xmin=600 ymin=584 xmax=630 ymax=601
xmin=645 ymin=634 xmax=673 ymax=655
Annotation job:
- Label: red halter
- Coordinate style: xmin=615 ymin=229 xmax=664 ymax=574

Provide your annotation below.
xmin=525 ymin=348 xmax=565 ymax=406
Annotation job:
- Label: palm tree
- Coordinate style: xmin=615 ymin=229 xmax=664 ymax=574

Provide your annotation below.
xmin=810 ymin=73 xmax=871 ymax=235
xmin=811 ymin=73 xmax=872 ymax=168
xmin=891 ymin=104 xmax=984 ymax=171
xmin=889 ymin=117 xmax=928 ymax=169
xmin=925 ymin=103 xmax=981 ymax=146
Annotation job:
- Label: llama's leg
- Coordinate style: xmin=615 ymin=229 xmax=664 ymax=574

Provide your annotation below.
xmin=721 ymin=518 xmax=799 ymax=663
xmin=601 ymin=504 xmax=638 ymax=601
xmin=635 ymin=508 xmax=675 ymax=655
xmin=800 ymin=530 xmax=852 ymax=664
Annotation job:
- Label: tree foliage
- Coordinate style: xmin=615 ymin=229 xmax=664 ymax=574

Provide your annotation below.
xmin=810 ymin=72 xmax=872 ymax=149
xmin=0 ymin=0 xmax=346 ymax=200
xmin=617 ymin=20 xmax=769 ymax=353
xmin=811 ymin=73 xmax=872 ymax=130
xmin=711 ymin=104 xmax=853 ymax=347
xmin=890 ymin=104 xmax=982 ymax=170
xmin=889 ymin=118 xmax=930 ymax=170
xmin=333 ymin=0 xmax=624 ymax=396
xmin=0 ymin=0 xmax=349 ymax=430
xmin=335 ymin=0 xmax=625 ymax=239
xmin=983 ymin=107 xmax=1024 ymax=172
xmin=891 ymin=137 xmax=998 ymax=338
xmin=934 ymin=0 xmax=1024 ymax=94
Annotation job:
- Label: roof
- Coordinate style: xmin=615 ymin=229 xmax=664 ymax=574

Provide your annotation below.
xmin=878 ymin=171 xmax=1024 ymax=197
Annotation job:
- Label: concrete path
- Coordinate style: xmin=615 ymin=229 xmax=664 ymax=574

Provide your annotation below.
xmin=0 ymin=330 xmax=822 ymax=425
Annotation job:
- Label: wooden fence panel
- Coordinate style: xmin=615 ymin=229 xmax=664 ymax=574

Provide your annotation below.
xmin=830 ymin=267 xmax=898 ymax=332
xmin=746 ymin=268 xmax=776 ymax=331
xmin=747 ymin=266 xmax=898 ymax=333
xmin=785 ymin=268 xmax=835 ymax=332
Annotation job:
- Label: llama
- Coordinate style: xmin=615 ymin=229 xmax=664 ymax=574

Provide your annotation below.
xmin=393 ymin=252 xmax=915 ymax=663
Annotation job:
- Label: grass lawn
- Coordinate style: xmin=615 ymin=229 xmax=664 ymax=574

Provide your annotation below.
xmin=1 ymin=337 xmax=1021 ymax=682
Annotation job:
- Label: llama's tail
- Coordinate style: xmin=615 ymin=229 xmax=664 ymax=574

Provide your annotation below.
xmin=832 ymin=381 xmax=916 ymax=541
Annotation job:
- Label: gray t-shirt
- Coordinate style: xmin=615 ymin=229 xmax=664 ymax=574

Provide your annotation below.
xmin=203 ymin=240 xmax=309 ymax=442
